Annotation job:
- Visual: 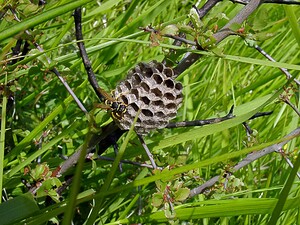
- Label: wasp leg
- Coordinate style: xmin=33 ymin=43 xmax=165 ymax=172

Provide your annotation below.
xmin=94 ymin=103 xmax=111 ymax=110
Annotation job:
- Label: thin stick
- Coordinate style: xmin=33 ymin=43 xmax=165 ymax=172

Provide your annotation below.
xmin=192 ymin=0 xmax=221 ymax=19
xmin=166 ymin=106 xmax=235 ymax=128
xmin=249 ymin=111 xmax=273 ymax=120
xmin=189 ymin=127 xmax=300 ymax=197
xmin=137 ymin=134 xmax=158 ymax=170
xmin=231 ymin=0 xmax=300 ymax=5
xmin=98 ymin=156 xmax=156 ymax=169
xmin=281 ymin=97 xmax=300 ymax=117
xmin=242 ymin=122 xmax=253 ymax=137
xmin=9 ymin=7 xmax=88 ymax=115
xmin=253 ymin=45 xmax=300 ymax=116
xmin=140 ymin=26 xmax=197 ymax=46
xmin=167 ymin=106 xmax=271 ymax=129
xmin=276 ymin=149 xmax=300 ymax=179
xmin=254 ymin=45 xmax=300 ymax=86
xmin=244 ymin=112 xmax=273 ymax=139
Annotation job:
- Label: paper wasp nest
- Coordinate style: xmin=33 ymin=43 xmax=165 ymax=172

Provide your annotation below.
xmin=113 ymin=61 xmax=183 ymax=135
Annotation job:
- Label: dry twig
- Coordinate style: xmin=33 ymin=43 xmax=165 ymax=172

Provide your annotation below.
xmin=189 ymin=127 xmax=300 ymax=197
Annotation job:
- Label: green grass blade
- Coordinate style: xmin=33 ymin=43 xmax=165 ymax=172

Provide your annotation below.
xmin=109 ymin=197 xmax=300 ymax=224
xmin=7 ymin=121 xmax=80 ymax=178
xmin=73 ymin=135 xmax=299 ymax=203
xmin=0 ymin=0 xmax=93 ymax=43
xmin=85 ymin=0 xmax=123 ymax=18
xmin=0 ymin=74 xmax=7 ymax=203
xmin=191 ymin=49 xmax=300 ymax=71
xmin=4 ymin=80 xmax=88 ymax=169
xmin=152 ymin=93 xmax=279 ymax=151
xmin=117 ymin=168 xmax=149 ymax=220
xmin=85 ymin=111 xmax=140 ymax=225
xmin=62 ymin=125 xmax=92 ymax=225
xmin=55 ymin=32 xmax=145 ymax=64
xmin=268 ymin=153 xmax=300 ymax=225
xmin=18 ymin=132 xmax=300 ymax=224
xmin=284 ymin=6 xmax=300 ymax=47
xmin=113 ymin=0 xmax=172 ymax=37
xmin=4 ymin=95 xmax=73 ymax=165
xmin=60 ymin=40 xmax=300 ymax=71
xmin=1 ymin=2 xmax=299 ymax=224
xmin=0 ymin=193 xmax=39 ymax=225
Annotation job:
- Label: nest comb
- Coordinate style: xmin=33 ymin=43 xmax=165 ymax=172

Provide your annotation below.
xmin=113 ymin=61 xmax=183 ymax=135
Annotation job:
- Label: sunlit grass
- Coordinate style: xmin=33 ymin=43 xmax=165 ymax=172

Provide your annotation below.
xmin=0 ymin=0 xmax=299 ymax=224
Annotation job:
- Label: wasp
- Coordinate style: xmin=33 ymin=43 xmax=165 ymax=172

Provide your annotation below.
xmin=95 ymin=87 xmax=127 ymax=120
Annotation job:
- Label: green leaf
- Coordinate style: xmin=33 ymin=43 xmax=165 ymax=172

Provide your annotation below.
xmin=161 ymin=25 xmax=179 ymax=36
xmin=155 ymin=180 xmax=167 ymax=191
xmin=164 ymin=202 xmax=176 ymax=219
xmin=0 ymin=193 xmax=39 ymax=225
xmin=152 ymin=193 xmax=164 ymax=207
xmin=252 ymin=7 xmax=268 ymax=31
xmin=30 ymin=164 xmax=51 ymax=180
xmin=20 ymin=2 xmax=40 ymax=15
xmin=174 ymin=188 xmax=190 ymax=202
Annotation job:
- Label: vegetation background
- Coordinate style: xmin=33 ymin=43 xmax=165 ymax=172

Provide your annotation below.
xmin=0 ymin=0 xmax=300 ymax=224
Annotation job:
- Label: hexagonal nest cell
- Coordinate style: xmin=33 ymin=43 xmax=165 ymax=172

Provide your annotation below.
xmin=113 ymin=60 xmax=183 ymax=134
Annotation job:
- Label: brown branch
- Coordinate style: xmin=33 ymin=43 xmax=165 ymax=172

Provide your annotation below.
xmin=281 ymin=97 xmax=300 ymax=117
xmin=231 ymin=0 xmax=300 ymax=5
xmin=59 ymin=122 xmax=120 ymax=175
xmin=189 ymin=127 xmax=300 ymax=197
xmin=174 ymin=0 xmax=263 ymax=75
xmin=193 ymin=0 xmax=221 ymax=19
xmin=166 ymin=106 xmax=235 ymax=128
xmin=73 ymin=7 xmax=106 ymax=103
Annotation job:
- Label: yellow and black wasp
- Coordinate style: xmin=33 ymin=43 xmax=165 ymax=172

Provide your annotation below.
xmin=95 ymin=87 xmax=127 ymax=120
